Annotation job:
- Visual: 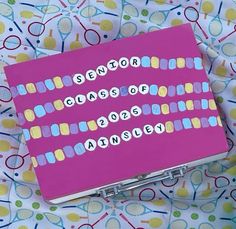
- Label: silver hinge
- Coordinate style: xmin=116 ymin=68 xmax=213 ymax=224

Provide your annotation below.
xmin=98 ymin=165 xmax=187 ymax=198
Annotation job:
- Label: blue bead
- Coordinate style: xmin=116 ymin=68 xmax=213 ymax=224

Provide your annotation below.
xmin=74 ymin=143 xmax=86 ymax=155
xmin=141 ymin=56 xmax=150 ymax=67
xmin=194 ymin=57 xmax=203 ymax=70
xmin=142 ymin=104 xmax=151 ymax=115
xmin=17 ymin=84 xmax=27 ymax=95
xmin=79 ymin=121 xmax=88 ymax=132
xmin=152 ymin=104 xmax=160 ymax=115
xmin=23 ymin=129 xmax=30 ymax=141
xmin=51 ymin=124 xmax=60 ymax=136
xmin=178 ymin=101 xmax=186 ymax=111
xmin=169 ymin=59 xmax=176 ymax=70
xmin=45 ymin=152 xmax=56 ymax=163
xmin=202 ymin=82 xmax=209 ymax=92
xmin=208 ymin=116 xmax=217 ymax=126
xmin=201 ymin=99 xmax=208 ymax=109
xmin=150 ymin=84 xmax=158 ymax=95
xmin=176 ymin=84 xmax=185 ymax=95
xmin=120 ymin=86 xmax=128 ymax=96
xmin=34 ymin=105 xmax=46 ymax=118
xmin=44 ymin=79 xmax=55 ymax=90
xmin=182 ymin=118 xmax=192 ymax=129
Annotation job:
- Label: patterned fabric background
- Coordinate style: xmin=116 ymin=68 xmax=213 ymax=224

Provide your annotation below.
xmin=0 ymin=0 xmax=236 ymax=228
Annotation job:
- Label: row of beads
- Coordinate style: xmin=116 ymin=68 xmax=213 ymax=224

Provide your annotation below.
xmin=31 ymin=115 xmax=222 ymax=168
xmin=18 ymin=81 xmax=210 ymax=124
xmin=23 ymin=99 xmax=217 ymax=141
xmin=10 ymin=56 xmax=203 ymax=98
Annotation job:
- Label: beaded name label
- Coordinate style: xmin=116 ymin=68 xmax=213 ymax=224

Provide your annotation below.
xmin=5 ymin=24 xmax=228 ymax=200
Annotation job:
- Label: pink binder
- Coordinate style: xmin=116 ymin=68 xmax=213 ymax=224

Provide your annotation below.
xmin=5 ymin=24 xmax=228 ymax=203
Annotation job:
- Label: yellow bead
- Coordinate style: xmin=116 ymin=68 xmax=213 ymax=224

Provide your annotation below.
xmin=185 ymin=83 xmax=193 ymax=93
xmin=151 ymin=57 xmax=159 ymax=68
xmin=26 ymin=83 xmax=36 ymax=93
xmin=186 ymin=100 xmax=194 ymax=110
xmin=209 ymin=99 xmax=217 ymax=110
xmin=31 ymin=157 xmax=38 ymax=168
xmin=165 ymin=121 xmax=174 ymax=133
xmin=87 ymin=120 xmax=98 ymax=131
xmin=30 ymin=126 xmax=42 ymax=139
xmin=177 ymin=57 xmax=185 ymax=68
xmin=53 ymin=99 xmax=64 ymax=111
xmin=161 ymin=104 xmax=169 ymax=114
xmin=54 ymin=149 xmax=65 ymax=161
xmin=191 ymin=117 xmax=201 ymax=128
xmin=158 ymin=86 xmax=167 ymax=97
xmin=24 ymin=109 xmax=35 ymax=122
xmin=59 ymin=123 xmax=69 ymax=135
xmin=217 ymin=116 xmax=222 ymax=126
xmin=53 ymin=76 xmax=64 ymax=89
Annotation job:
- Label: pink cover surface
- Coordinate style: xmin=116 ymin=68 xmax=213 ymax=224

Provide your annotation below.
xmin=5 ymin=24 xmax=228 ymax=201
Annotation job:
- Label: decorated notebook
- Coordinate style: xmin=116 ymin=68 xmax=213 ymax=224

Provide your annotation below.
xmin=5 ymin=24 xmax=228 ymax=203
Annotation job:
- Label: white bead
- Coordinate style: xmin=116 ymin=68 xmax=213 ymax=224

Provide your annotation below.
xmin=84 ymin=139 xmax=97 ymax=151
xmin=110 ymin=135 xmax=121 ymax=145
xmin=132 ymin=128 xmax=143 ymax=138
xmin=143 ymin=124 xmax=154 ymax=135
xmin=87 ymin=91 xmax=97 ymax=102
xmin=109 ymin=87 xmax=119 ymax=98
xmin=108 ymin=112 xmax=119 ymax=123
xmin=120 ymin=110 xmax=131 ymax=120
xmin=98 ymin=137 xmax=109 ymax=148
xmin=75 ymin=94 xmax=86 ymax=105
xmin=128 ymin=85 xmax=138 ymax=95
xmin=86 ymin=69 xmax=97 ymax=81
xmin=98 ymin=89 xmax=109 ymax=99
xmin=73 ymin=73 xmax=85 ymax=85
xmin=121 ymin=130 xmax=132 ymax=141
xmin=154 ymin=123 xmax=165 ymax=134
xmin=96 ymin=65 xmax=108 ymax=76
xmin=130 ymin=105 xmax=142 ymax=117
xmin=64 ymin=96 xmax=75 ymax=107
xmin=97 ymin=116 xmax=109 ymax=128
xmin=139 ymin=84 xmax=149 ymax=95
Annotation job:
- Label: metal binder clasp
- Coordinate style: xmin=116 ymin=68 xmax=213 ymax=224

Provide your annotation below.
xmin=98 ymin=166 xmax=187 ymax=198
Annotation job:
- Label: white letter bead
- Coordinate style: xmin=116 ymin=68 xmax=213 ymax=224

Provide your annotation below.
xmin=107 ymin=59 xmax=118 ymax=71
xmin=119 ymin=57 xmax=129 ymax=68
xmin=139 ymin=84 xmax=149 ymax=95
xmin=130 ymin=56 xmax=141 ymax=67
xmin=110 ymin=135 xmax=121 ymax=145
xmin=132 ymin=128 xmax=143 ymax=138
xmin=108 ymin=112 xmax=119 ymax=123
xmin=86 ymin=70 xmax=97 ymax=81
xmin=154 ymin=123 xmax=165 ymax=134
xmin=97 ymin=116 xmax=109 ymax=128
xmin=109 ymin=87 xmax=119 ymax=98
xmin=120 ymin=110 xmax=131 ymax=120
xmin=98 ymin=89 xmax=109 ymax=99
xmin=130 ymin=105 xmax=142 ymax=117
xmin=64 ymin=96 xmax=75 ymax=107
xmin=96 ymin=65 xmax=108 ymax=76
xmin=73 ymin=73 xmax=85 ymax=85
xmin=98 ymin=137 xmax=109 ymax=148
xmin=87 ymin=91 xmax=97 ymax=102
xmin=143 ymin=124 xmax=154 ymax=135
xmin=84 ymin=139 xmax=97 ymax=151
xmin=121 ymin=130 xmax=132 ymax=141
xmin=128 ymin=85 xmax=138 ymax=95
xmin=75 ymin=94 xmax=86 ymax=105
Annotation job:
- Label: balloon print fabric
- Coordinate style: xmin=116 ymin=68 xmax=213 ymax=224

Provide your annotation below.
xmin=0 ymin=0 xmax=236 ymax=228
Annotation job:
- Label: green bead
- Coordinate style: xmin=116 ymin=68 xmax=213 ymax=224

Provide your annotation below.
xmin=141 ymin=9 xmax=149 ymax=16
xmin=32 ymin=202 xmax=40 ymax=209
xmin=173 ymin=210 xmax=181 ymax=217
xmin=35 ymin=189 xmax=41 ymax=196
xmin=123 ymin=15 xmax=131 ymax=20
xmin=50 ymin=206 xmax=57 ymax=211
xmin=36 ymin=213 xmax=44 ymax=220
xmin=208 ymin=215 xmax=216 ymax=222
xmin=8 ymin=0 xmax=16 ymax=4
xmin=191 ymin=213 xmax=199 ymax=220
xmin=15 ymin=200 xmax=22 ymax=207
xmin=216 ymin=96 xmax=223 ymax=103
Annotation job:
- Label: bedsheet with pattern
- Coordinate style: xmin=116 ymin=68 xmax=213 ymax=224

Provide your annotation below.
xmin=0 ymin=0 xmax=236 ymax=228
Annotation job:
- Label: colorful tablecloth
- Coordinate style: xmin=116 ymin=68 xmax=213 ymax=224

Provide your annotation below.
xmin=0 ymin=0 xmax=236 ymax=228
